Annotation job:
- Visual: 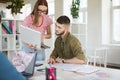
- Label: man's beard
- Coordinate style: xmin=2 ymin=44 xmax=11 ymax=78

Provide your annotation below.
xmin=55 ymin=31 xmax=65 ymax=36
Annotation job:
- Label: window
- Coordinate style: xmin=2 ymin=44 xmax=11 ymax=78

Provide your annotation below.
xmin=47 ymin=0 xmax=55 ymax=15
xmin=63 ymin=0 xmax=72 ymax=20
xmin=79 ymin=0 xmax=87 ymax=24
xmin=111 ymin=0 xmax=120 ymax=43
xmin=47 ymin=0 xmax=55 ymax=39
xmin=63 ymin=0 xmax=87 ymax=24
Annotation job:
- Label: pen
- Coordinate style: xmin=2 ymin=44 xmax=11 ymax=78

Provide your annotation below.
xmin=37 ymin=68 xmax=45 ymax=72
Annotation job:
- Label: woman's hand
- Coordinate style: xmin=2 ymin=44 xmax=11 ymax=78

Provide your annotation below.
xmin=23 ymin=42 xmax=37 ymax=49
xmin=41 ymin=34 xmax=45 ymax=42
xmin=28 ymin=44 xmax=37 ymax=49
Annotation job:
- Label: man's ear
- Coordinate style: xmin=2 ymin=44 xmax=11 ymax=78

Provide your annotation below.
xmin=64 ymin=24 xmax=69 ymax=31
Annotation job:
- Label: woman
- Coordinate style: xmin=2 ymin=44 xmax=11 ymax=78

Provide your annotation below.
xmin=22 ymin=0 xmax=53 ymax=61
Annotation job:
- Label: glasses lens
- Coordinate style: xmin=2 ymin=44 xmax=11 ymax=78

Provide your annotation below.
xmin=37 ymin=9 xmax=47 ymax=14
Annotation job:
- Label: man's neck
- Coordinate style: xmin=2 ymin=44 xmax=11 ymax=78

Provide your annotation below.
xmin=61 ymin=31 xmax=68 ymax=39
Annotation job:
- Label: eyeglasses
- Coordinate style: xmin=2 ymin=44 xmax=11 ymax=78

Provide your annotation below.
xmin=37 ymin=9 xmax=47 ymax=14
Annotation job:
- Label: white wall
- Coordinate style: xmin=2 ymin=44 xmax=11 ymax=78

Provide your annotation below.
xmin=87 ymin=0 xmax=120 ymax=65
xmin=0 ymin=3 xmax=12 ymax=18
xmin=102 ymin=0 xmax=111 ymax=44
xmin=107 ymin=46 xmax=120 ymax=64
xmin=87 ymin=0 xmax=102 ymax=48
xmin=24 ymin=0 xmax=37 ymax=11
xmin=0 ymin=3 xmax=6 ymax=10
xmin=54 ymin=0 xmax=64 ymax=20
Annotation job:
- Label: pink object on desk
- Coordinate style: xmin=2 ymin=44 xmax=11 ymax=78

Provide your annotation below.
xmin=96 ymin=72 xmax=110 ymax=78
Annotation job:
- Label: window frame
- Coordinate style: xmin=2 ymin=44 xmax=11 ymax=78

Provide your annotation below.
xmin=111 ymin=0 xmax=120 ymax=44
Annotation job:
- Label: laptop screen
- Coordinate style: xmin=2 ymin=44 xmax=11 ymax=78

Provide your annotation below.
xmin=23 ymin=52 xmax=37 ymax=75
xmin=12 ymin=51 xmax=37 ymax=77
xmin=22 ymin=53 xmax=37 ymax=77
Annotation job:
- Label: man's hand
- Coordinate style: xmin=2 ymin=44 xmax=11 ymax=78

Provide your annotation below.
xmin=48 ymin=57 xmax=56 ymax=64
xmin=55 ymin=57 xmax=63 ymax=63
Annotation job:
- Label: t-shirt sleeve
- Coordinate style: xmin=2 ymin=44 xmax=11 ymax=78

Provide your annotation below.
xmin=70 ymin=38 xmax=85 ymax=61
xmin=45 ymin=15 xmax=53 ymax=26
xmin=0 ymin=52 xmax=27 ymax=80
xmin=22 ymin=14 xmax=32 ymax=27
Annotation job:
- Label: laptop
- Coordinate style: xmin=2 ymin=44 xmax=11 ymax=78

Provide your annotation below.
xmin=19 ymin=25 xmax=41 ymax=49
xmin=21 ymin=53 xmax=37 ymax=78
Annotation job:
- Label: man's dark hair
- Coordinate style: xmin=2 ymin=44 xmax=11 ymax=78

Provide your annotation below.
xmin=57 ymin=15 xmax=70 ymax=25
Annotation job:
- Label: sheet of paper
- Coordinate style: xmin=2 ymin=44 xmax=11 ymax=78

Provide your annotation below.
xmin=52 ymin=63 xmax=99 ymax=74
xmin=75 ymin=75 xmax=102 ymax=80
xmin=76 ymin=65 xmax=99 ymax=74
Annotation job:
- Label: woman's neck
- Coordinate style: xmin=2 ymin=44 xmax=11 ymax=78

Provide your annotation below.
xmin=32 ymin=14 xmax=43 ymax=27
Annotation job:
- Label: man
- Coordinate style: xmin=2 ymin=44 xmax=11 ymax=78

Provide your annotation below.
xmin=49 ymin=16 xmax=85 ymax=64
xmin=0 ymin=52 xmax=27 ymax=80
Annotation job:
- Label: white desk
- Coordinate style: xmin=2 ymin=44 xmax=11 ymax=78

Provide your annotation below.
xmin=30 ymin=63 xmax=120 ymax=80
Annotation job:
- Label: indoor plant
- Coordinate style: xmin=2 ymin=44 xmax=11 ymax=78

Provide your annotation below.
xmin=6 ymin=0 xmax=25 ymax=14
xmin=70 ymin=0 xmax=80 ymax=19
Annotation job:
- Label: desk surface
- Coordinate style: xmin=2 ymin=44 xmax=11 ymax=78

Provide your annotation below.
xmin=30 ymin=63 xmax=120 ymax=80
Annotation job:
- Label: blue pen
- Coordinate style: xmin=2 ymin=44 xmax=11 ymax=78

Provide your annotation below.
xmin=37 ymin=68 xmax=45 ymax=72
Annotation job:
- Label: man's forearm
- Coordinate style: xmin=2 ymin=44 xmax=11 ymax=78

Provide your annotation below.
xmin=64 ymin=57 xmax=85 ymax=64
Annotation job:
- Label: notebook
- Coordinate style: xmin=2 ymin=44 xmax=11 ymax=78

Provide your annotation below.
xmin=19 ymin=25 xmax=41 ymax=49
xmin=21 ymin=53 xmax=37 ymax=78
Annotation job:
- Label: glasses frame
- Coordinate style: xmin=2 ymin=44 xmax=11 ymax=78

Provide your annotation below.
xmin=37 ymin=9 xmax=47 ymax=14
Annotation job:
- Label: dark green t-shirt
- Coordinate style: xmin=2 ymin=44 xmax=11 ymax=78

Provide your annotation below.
xmin=50 ymin=32 xmax=85 ymax=60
